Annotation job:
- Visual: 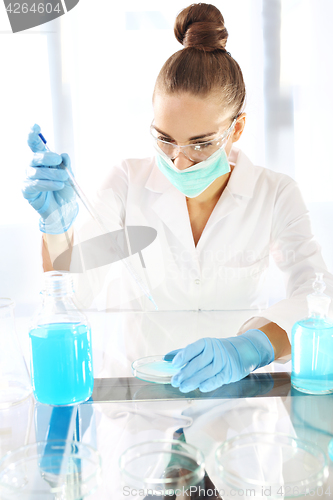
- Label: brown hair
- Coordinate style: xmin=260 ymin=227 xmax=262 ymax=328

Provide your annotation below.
xmin=154 ymin=3 xmax=246 ymax=119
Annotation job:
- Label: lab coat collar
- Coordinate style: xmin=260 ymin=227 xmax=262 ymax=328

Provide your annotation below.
xmin=145 ymin=147 xmax=257 ymax=198
xmin=226 ymin=147 xmax=257 ymax=198
xmin=151 ymin=184 xmax=195 ymax=249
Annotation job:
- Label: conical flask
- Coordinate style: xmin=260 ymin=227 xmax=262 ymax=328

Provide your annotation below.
xmin=0 ymin=298 xmax=32 ymax=408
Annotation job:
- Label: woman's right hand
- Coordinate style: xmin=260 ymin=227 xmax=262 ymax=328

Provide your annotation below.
xmin=22 ymin=124 xmax=79 ymax=234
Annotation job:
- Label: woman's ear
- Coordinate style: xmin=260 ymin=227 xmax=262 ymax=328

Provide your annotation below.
xmin=232 ymin=113 xmax=246 ymax=143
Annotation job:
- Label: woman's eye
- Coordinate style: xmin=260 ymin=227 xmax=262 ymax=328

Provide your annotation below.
xmin=192 ymin=142 xmax=213 ymax=149
xmin=158 ymin=136 xmax=173 ymax=143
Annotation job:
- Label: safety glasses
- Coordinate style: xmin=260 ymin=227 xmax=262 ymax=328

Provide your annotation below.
xmin=150 ymin=117 xmax=237 ymax=162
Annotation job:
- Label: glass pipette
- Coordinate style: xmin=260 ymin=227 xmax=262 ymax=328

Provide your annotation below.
xmin=38 ymin=132 xmax=158 ymax=310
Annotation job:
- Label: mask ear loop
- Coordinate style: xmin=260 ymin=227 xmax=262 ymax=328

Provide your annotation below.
xmin=225 ymin=115 xmax=241 ymax=162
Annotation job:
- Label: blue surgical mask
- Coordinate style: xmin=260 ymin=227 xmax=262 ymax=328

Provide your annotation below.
xmin=154 ymin=144 xmax=231 ymax=198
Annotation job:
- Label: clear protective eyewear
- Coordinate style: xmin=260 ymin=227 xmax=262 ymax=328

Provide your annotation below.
xmin=150 ymin=117 xmax=237 ymax=163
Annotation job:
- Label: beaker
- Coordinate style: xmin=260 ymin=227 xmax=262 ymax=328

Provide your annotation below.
xmin=0 ymin=395 xmax=34 ymax=459
xmin=0 ymin=298 xmax=32 ymax=409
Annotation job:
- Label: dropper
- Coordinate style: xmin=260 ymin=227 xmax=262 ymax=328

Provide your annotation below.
xmin=38 ymin=132 xmax=158 ymax=310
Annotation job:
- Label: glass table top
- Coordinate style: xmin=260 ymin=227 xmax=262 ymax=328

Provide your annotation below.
xmin=2 ymin=374 xmax=333 ymax=499
xmin=3 ymin=310 xmax=332 ymax=499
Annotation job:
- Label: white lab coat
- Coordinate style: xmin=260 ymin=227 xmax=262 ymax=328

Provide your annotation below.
xmin=71 ymin=147 xmax=333 ymax=339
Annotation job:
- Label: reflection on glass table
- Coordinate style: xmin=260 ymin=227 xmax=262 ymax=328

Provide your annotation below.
xmin=91 ymin=372 xmax=288 ymax=402
xmin=1 ymin=373 xmax=333 ymax=499
xmin=291 ymin=387 xmax=333 ymax=479
xmin=0 ymin=404 xmax=101 ymax=499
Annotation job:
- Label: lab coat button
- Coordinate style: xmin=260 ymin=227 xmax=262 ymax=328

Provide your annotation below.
xmin=195 ymin=279 xmax=201 ymax=285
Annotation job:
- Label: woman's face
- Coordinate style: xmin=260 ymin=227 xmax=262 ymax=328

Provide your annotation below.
xmin=153 ymin=91 xmax=245 ymax=171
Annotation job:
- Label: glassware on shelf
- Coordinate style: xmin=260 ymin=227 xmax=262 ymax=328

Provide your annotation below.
xmin=0 ymin=395 xmax=34 ymax=459
xmin=0 ymin=298 xmax=32 ymax=409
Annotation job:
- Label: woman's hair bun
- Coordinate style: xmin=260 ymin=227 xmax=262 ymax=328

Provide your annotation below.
xmin=174 ymin=3 xmax=228 ymax=52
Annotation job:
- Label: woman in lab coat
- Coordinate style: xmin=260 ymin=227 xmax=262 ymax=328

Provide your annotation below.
xmin=23 ymin=3 xmax=332 ymax=392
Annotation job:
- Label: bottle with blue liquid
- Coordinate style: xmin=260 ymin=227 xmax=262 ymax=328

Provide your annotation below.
xmin=291 ymin=273 xmax=333 ymax=394
xmin=29 ymin=271 xmax=94 ymax=405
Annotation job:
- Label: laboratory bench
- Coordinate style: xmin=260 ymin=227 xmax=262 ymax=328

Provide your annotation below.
xmin=1 ymin=310 xmax=333 ymax=499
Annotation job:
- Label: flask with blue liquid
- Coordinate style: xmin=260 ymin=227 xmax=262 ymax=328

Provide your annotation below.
xmin=29 ymin=271 xmax=94 ymax=405
xmin=291 ymin=273 xmax=333 ymax=394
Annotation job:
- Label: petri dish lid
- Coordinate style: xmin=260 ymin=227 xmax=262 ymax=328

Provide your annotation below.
xmin=0 ymin=440 xmax=102 ymax=499
xmin=119 ymin=439 xmax=205 ymax=492
xmin=215 ymin=432 xmax=329 ymax=498
xmin=132 ymin=355 xmax=182 ymax=384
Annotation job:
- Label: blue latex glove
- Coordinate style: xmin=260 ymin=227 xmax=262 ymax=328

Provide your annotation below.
xmin=22 ymin=124 xmax=79 ymax=234
xmin=166 ymin=329 xmax=275 ymax=393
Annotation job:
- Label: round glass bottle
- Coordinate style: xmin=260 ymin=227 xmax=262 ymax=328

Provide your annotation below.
xmin=29 ymin=271 xmax=94 ymax=405
xmin=291 ymin=273 xmax=333 ymax=394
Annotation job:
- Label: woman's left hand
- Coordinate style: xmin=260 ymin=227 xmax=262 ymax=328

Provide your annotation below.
xmin=165 ymin=329 xmax=275 ymax=393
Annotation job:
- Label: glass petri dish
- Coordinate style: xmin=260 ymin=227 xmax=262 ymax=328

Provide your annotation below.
xmin=0 ymin=440 xmax=102 ymax=499
xmin=119 ymin=439 xmax=205 ymax=495
xmin=132 ymin=355 xmax=182 ymax=384
xmin=215 ymin=433 xmax=328 ymax=498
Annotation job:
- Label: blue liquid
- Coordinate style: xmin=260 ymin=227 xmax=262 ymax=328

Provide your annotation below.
xmin=29 ymin=323 xmax=94 ymax=405
xmin=291 ymin=318 xmax=333 ymax=394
